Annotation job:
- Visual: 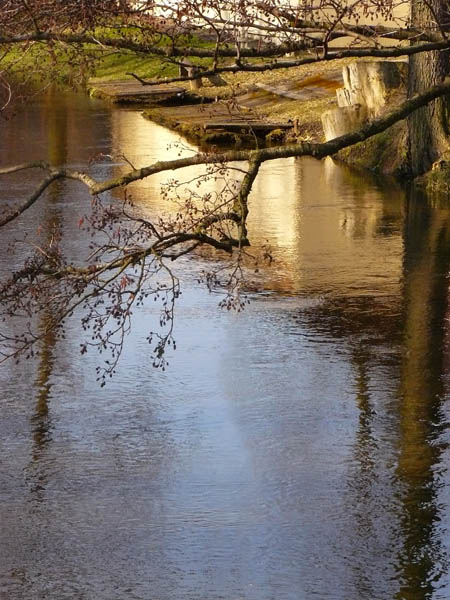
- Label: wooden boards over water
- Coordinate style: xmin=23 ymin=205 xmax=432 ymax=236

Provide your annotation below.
xmin=143 ymin=102 xmax=293 ymax=147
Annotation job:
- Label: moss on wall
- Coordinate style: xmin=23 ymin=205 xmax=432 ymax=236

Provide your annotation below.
xmin=336 ymin=120 xmax=410 ymax=177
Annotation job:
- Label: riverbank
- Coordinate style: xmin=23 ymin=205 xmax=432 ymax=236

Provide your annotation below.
xmin=91 ymin=57 xmax=354 ymax=143
xmin=88 ymin=59 xmax=351 ymax=148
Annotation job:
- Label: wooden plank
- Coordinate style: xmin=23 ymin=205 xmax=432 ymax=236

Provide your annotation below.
xmin=204 ymin=121 xmax=293 ymax=131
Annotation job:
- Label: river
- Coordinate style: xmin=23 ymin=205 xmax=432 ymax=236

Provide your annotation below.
xmin=1 ymin=90 xmax=450 ymax=600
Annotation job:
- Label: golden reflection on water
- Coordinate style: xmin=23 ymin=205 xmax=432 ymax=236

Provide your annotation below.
xmin=109 ymin=110 xmax=405 ymax=296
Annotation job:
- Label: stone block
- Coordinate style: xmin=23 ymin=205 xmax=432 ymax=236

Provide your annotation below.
xmin=341 ymin=60 xmax=407 ymax=117
xmin=321 ymin=104 xmax=368 ymax=141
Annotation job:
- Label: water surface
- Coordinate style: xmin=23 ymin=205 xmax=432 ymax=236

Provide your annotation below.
xmin=1 ymin=91 xmax=450 ymax=600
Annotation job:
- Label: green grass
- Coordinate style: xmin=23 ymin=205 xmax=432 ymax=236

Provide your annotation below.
xmin=4 ymin=44 xmax=179 ymax=87
xmin=89 ymin=51 xmax=177 ymax=82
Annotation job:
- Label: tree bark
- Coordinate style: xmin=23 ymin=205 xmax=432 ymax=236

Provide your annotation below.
xmin=408 ymin=0 xmax=450 ymax=175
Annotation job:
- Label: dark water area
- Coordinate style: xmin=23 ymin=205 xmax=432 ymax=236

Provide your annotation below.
xmin=1 ymin=91 xmax=450 ymax=599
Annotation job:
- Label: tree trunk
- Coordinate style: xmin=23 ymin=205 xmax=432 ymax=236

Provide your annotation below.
xmin=408 ymin=0 xmax=450 ymax=175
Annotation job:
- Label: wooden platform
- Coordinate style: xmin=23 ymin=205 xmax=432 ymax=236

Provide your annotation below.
xmin=143 ymin=102 xmax=293 ymax=145
xmin=203 ymin=120 xmax=292 ymax=132
xmin=147 ymin=102 xmax=291 ymax=129
xmin=88 ymin=80 xmax=186 ymax=104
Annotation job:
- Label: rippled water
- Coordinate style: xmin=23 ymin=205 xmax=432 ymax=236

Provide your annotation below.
xmin=1 ymin=91 xmax=450 ymax=600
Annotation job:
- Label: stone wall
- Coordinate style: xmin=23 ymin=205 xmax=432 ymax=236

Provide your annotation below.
xmin=321 ymin=60 xmax=408 ymax=141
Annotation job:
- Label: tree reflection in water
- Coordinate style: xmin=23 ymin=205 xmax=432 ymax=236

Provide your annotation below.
xmin=395 ymin=191 xmax=450 ymax=599
xmin=28 ymin=89 xmax=68 ymax=503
